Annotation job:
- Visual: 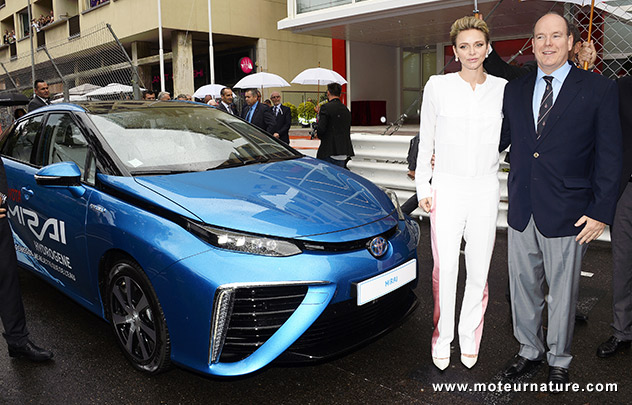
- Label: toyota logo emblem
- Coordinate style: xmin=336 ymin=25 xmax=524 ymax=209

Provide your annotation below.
xmin=368 ymin=236 xmax=388 ymax=258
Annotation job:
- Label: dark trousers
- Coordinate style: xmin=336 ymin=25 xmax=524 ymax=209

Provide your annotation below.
xmin=612 ymin=182 xmax=632 ymax=340
xmin=401 ymin=193 xmax=418 ymax=216
xmin=0 ymin=217 xmax=29 ymax=346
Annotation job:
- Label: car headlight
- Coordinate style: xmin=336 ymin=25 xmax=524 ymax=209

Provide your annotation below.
xmin=187 ymin=221 xmax=302 ymax=257
xmin=382 ymin=188 xmax=405 ymax=221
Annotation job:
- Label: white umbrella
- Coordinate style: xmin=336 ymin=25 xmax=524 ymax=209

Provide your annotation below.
xmin=193 ymin=83 xmax=226 ymax=99
xmin=234 ymin=72 xmax=290 ymax=89
xmin=291 ymin=67 xmax=347 ymax=86
xmin=69 ymin=83 xmax=101 ymax=96
xmin=51 ymin=94 xmax=89 ymax=104
xmin=84 ymin=83 xmax=145 ymax=97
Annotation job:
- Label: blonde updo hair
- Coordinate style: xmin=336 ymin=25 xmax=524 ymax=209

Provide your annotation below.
xmin=450 ymin=16 xmax=490 ymax=46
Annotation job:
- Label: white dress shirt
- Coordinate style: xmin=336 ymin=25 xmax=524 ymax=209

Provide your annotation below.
xmin=415 ymin=72 xmax=507 ymax=199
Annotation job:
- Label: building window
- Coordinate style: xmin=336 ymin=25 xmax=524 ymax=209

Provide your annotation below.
xmin=87 ymin=0 xmax=109 ymax=8
xmin=297 ymin=0 xmax=352 ymax=14
xmin=18 ymin=8 xmax=30 ymax=39
xmin=69 ymin=15 xmax=80 ymax=38
xmin=0 ymin=0 xmax=6 ymax=8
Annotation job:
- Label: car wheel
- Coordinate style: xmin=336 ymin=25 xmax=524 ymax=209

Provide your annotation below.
xmin=106 ymin=258 xmax=171 ymax=374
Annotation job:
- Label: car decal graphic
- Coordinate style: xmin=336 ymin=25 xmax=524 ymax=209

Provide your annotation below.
xmin=8 ymin=204 xmax=67 ymax=244
xmin=11 ymin=229 xmax=66 ymax=286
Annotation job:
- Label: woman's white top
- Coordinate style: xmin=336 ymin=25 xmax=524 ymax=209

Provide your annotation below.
xmin=415 ymin=72 xmax=507 ymax=199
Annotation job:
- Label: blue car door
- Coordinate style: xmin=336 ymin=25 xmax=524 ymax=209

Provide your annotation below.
xmin=3 ymin=112 xmax=96 ymax=306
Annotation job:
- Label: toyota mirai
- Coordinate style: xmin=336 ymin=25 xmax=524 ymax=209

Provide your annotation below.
xmin=0 ymin=101 xmax=419 ymax=377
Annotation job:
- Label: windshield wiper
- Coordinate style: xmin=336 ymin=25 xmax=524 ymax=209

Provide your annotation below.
xmin=242 ymin=155 xmax=270 ymax=165
xmin=130 ymin=169 xmax=190 ymax=176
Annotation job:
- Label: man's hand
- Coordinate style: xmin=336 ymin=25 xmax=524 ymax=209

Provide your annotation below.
xmin=574 ymin=215 xmax=605 ymax=244
xmin=273 ymin=132 xmax=280 ymax=138
xmin=419 ymin=197 xmax=432 ymax=213
xmin=0 ymin=207 xmax=6 ymax=219
xmin=577 ymin=41 xmax=597 ymax=70
xmin=407 ymin=170 xmax=415 ymax=180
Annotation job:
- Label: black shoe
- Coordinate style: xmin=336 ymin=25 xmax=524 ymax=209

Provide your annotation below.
xmin=548 ymin=366 xmax=569 ymax=394
xmin=596 ymin=336 xmax=631 ymax=358
xmin=8 ymin=340 xmax=54 ymax=362
xmin=502 ymin=354 xmax=541 ymax=378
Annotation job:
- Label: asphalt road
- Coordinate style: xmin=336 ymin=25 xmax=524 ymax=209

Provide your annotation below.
xmin=1 ymin=219 xmax=629 ymax=404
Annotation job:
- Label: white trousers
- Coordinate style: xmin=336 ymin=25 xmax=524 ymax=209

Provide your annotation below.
xmin=430 ymin=174 xmax=499 ymax=358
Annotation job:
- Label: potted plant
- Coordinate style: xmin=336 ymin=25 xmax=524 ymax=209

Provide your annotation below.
xmin=297 ymin=101 xmax=317 ymax=127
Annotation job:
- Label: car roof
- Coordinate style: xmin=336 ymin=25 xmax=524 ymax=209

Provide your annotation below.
xmin=26 ymin=100 xmax=210 ymax=116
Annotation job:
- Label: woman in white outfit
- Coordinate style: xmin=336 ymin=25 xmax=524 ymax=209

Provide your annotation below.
xmin=415 ymin=16 xmax=507 ymax=370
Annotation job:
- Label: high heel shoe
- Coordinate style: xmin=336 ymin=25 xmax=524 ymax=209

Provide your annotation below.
xmin=461 ymin=354 xmax=478 ymax=369
xmin=433 ymin=357 xmax=450 ymax=370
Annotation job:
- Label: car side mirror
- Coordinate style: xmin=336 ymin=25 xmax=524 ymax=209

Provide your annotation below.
xmin=35 ymin=162 xmax=86 ymax=197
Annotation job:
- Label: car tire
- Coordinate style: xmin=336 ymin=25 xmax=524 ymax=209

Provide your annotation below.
xmin=106 ymin=258 xmax=171 ymax=374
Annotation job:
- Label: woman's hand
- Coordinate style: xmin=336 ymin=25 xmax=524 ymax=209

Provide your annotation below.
xmin=419 ymin=197 xmax=432 ymax=213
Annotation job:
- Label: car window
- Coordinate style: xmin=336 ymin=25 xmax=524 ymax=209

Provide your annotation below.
xmin=88 ymin=107 xmax=300 ymax=175
xmin=43 ymin=113 xmax=90 ymax=177
xmin=1 ymin=115 xmax=44 ymax=164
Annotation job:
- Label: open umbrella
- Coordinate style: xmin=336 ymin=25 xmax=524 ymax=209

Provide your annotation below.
xmin=193 ymin=84 xmax=226 ymax=100
xmin=291 ymin=67 xmax=347 ymax=103
xmin=234 ymin=72 xmax=290 ymax=89
xmin=84 ymin=83 xmax=145 ymax=97
xmin=69 ymin=83 xmax=101 ymax=96
xmin=291 ymin=67 xmax=347 ymax=86
xmin=0 ymin=93 xmax=29 ymax=106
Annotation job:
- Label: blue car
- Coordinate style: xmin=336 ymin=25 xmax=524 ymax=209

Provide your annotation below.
xmin=0 ymin=101 xmax=419 ymax=377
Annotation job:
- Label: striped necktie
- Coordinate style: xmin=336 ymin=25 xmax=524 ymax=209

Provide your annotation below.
xmin=536 ymin=76 xmax=554 ymax=139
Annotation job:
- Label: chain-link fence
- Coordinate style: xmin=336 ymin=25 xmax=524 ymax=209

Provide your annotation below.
xmin=567 ymin=0 xmax=632 ymax=78
xmin=480 ymin=0 xmax=632 ymax=79
xmin=0 ymin=22 xmax=143 ymax=102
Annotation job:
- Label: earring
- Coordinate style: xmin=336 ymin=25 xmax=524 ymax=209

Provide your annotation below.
xmin=455 ymin=56 xmax=459 ymax=62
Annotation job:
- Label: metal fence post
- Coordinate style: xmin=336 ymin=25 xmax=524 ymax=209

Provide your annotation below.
xmin=41 ymin=46 xmax=69 ymax=102
xmin=106 ymin=23 xmax=143 ymax=100
xmin=0 ymin=62 xmax=18 ymax=90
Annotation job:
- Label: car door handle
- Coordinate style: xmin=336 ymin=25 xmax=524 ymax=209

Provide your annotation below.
xmin=21 ymin=187 xmax=33 ymax=201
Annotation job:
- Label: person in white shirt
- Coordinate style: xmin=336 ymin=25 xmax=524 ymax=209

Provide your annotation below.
xmin=415 ymin=16 xmax=507 ymax=371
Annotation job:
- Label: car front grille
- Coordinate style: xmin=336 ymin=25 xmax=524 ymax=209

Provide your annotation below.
xmin=218 ymin=285 xmax=309 ymax=363
xmin=281 ymin=286 xmax=417 ymax=362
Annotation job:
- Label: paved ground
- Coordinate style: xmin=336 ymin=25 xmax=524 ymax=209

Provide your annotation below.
xmin=0 ymin=219 xmax=628 ymax=404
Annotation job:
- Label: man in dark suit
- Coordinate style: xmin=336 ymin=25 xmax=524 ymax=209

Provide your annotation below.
xmin=270 ymin=91 xmax=291 ymax=144
xmin=499 ymin=13 xmax=621 ymax=388
xmin=241 ymin=89 xmax=275 ymax=134
xmin=596 ymin=76 xmax=632 ymax=358
xmin=0 ymin=160 xmax=53 ymax=362
xmin=27 ymin=80 xmax=49 ymax=112
xmin=316 ymin=82 xmax=353 ymax=168
xmin=217 ymin=87 xmax=239 ymax=116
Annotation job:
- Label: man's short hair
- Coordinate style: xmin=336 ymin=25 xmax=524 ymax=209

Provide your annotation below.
xmin=142 ymin=90 xmax=154 ymax=99
xmin=246 ymin=89 xmax=257 ymax=97
xmin=327 ymin=82 xmax=342 ymax=97
xmin=569 ymin=23 xmax=581 ymax=45
xmin=220 ymin=87 xmax=232 ymax=97
xmin=34 ymin=79 xmax=46 ymax=89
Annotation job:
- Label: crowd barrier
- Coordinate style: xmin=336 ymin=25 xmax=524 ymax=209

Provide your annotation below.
xmin=346 ymin=134 xmax=610 ymax=243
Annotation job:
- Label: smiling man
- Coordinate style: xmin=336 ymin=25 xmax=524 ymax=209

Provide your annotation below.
xmin=498 ymin=12 xmax=622 ymax=390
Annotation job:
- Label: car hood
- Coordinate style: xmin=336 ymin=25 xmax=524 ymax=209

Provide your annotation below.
xmin=131 ymin=157 xmax=396 ymax=240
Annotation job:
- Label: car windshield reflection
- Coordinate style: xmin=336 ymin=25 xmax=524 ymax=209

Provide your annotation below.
xmin=88 ymin=107 xmax=299 ymax=175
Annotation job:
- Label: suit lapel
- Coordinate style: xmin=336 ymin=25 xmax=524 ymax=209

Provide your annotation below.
xmin=537 ymin=66 xmax=581 ymax=143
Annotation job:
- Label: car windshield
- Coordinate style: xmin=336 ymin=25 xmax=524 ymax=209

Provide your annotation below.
xmin=88 ymin=106 xmax=300 ymax=175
